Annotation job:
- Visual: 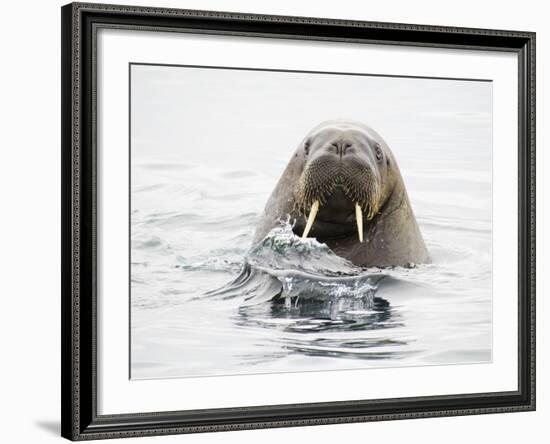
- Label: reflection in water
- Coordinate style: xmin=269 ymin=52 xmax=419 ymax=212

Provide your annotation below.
xmin=233 ymin=295 xmax=412 ymax=364
xmin=237 ymin=295 xmax=393 ymax=331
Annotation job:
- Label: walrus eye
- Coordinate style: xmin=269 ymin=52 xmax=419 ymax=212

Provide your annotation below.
xmin=304 ymin=139 xmax=311 ymax=155
xmin=375 ymin=144 xmax=383 ymax=162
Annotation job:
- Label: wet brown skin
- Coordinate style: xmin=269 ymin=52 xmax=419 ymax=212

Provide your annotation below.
xmin=253 ymin=120 xmax=430 ymax=268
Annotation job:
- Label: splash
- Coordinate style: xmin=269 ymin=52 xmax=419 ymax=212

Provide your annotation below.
xmin=248 ymin=221 xmax=361 ymax=273
xmin=208 ymin=220 xmax=384 ymax=309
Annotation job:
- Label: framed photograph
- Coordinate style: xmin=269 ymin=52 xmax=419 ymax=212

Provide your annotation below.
xmin=61 ymin=2 xmax=536 ymax=440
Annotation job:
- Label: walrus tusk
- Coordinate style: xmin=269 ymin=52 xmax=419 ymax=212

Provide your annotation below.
xmin=355 ymin=203 xmax=363 ymax=243
xmin=302 ymin=200 xmax=320 ymax=239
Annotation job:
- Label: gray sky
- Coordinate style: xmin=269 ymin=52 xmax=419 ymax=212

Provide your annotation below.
xmin=130 ymin=64 xmax=492 ymax=178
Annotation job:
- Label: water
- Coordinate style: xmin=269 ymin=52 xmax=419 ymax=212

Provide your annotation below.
xmin=130 ymin=66 xmax=492 ymax=379
xmin=130 ymin=148 xmax=492 ymax=380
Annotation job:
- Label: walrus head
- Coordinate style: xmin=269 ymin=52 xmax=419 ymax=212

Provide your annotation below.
xmin=293 ymin=120 xmax=397 ymax=243
xmin=253 ymin=119 xmax=429 ymax=267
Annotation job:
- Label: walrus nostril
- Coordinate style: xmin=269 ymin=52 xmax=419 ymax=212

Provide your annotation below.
xmin=329 ymin=142 xmax=354 ymax=159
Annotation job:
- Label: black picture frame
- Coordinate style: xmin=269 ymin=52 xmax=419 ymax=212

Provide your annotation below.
xmin=61 ymin=2 xmax=536 ymax=440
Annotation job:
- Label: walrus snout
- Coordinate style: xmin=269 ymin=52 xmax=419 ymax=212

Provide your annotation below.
xmin=295 ymin=154 xmax=382 ymax=242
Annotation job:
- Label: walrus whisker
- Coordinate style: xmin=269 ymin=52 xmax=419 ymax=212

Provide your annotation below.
xmin=355 ymin=203 xmax=363 ymax=243
xmin=302 ymin=200 xmax=320 ymax=239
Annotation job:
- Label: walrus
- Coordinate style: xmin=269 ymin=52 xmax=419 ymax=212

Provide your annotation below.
xmin=253 ymin=120 xmax=430 ymax=268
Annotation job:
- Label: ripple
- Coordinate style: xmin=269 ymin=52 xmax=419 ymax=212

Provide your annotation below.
xmin=131 ymin=161 xmax=492 ymax=378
